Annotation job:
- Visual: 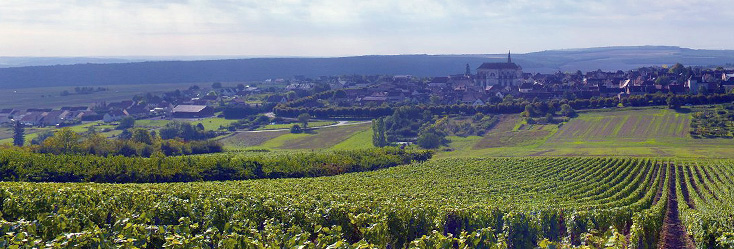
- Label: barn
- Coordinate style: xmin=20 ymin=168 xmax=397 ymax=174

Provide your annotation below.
xmin=171 ymin=105 xmax=214 ymax=118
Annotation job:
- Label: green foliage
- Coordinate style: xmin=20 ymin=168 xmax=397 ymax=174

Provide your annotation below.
xmin=298 ymin=113 xmax=310 ymax=128
xmin=560 ymin=104 xmax=575 ymax=117
xmin=12 ymin=121 xmax=24 ymax=147
xmin=383 ymin=106 xmax=431 ymax=142
xmin=116 ymin=116 xmax=135 ymax=130
xmin=38 ymin=128 xmax=82 ymax=154
xmin=290 ymin=124 xmax=302 ymax=133
xmin=131 ymin=128 xmax=154 ymax=145
xmin=666 ymin=96 xmax=681 ymax=109
xmin=30 ymin=130 xmax=54 ymax=145
xmin=159 ymin=121 xmax=217 ymax=141
xmin=690 ymin=104 xmax=734 ymax=138
xmin=432 ymin=114 xmax=499 ymax=137
xmin=0 ymin=147 xmax=431 ymax=183
xmin=0 ymin=157 xmax=695 ymax=247
xmin=371 ymin=117 xmax=388 ymax=147
xmin=416 ymin=120 xmax=448 ymax=149
xmin=416 ymin=132 xmax=443 ymax=149
xmin=33 ymin=127 xmax=222 ymax=157
xmin=227 ymin=114 xmax=272 ymax=130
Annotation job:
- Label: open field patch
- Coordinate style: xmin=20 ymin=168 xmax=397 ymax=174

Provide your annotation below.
xmin=473 ymin=115 xmax=557 ymax=149
xmin=277 ymin=123 xmax=371 ymax=149
xmin=220 ymin=130 xmax=288 ymax=148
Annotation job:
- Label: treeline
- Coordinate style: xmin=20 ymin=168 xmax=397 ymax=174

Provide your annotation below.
xmin=30 ymin=127 xmax=222 ymax=158
xmin=274 ymin=93 xmax=734 ymax=118
xmin=0 ymin=148 xmax=432 ymax=183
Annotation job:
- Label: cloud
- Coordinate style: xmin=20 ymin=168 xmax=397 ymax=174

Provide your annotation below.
xmin=0 ymin=0 xmax=731 ymax=56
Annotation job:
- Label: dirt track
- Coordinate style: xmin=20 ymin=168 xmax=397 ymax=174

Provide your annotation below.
xmin=658 ymin=165 xmax=695 ymax=249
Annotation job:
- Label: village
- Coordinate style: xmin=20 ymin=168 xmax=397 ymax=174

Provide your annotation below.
xmin=2 ymin=53 xmax=734 ymax=130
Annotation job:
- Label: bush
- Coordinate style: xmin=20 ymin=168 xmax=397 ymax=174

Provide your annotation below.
xmin=290 ymin=124 xmax=302 ymax=133
xmin=116 ymin=116 xmax=135 ymax=129
xmin=417 ymin=132 xmax=442 ymax=149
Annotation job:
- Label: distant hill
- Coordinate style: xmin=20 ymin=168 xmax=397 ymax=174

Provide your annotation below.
xmin=2 ymin=46 xmax=734 ymax=89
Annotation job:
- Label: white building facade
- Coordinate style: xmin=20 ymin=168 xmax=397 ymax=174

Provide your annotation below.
xmin=475 ymin=52 xmax=523 ymax=88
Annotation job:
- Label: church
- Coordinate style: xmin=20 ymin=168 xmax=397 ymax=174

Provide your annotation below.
xmin=475 ymin=51 xmax=523 ymax=88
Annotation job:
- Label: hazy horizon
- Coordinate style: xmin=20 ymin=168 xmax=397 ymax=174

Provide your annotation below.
xmin=2 ymin=1 xmax=733 ymax=57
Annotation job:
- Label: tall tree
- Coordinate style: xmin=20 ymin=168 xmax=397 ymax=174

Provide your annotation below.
xmin=372 ymin=117 xmax=387 ymax=147
xmin=298 ymin=113 xmax=310 ymax=128
xmin=12 ymin=121 xmax=24 ymax=147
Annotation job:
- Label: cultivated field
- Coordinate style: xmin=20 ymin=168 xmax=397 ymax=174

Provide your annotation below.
xmin=547 ymin=108 xmax=689 ymax=143
xmin=2 ymin=157 xmax=731 ymax=248
xmin=442 ymin=107 xmax=734 ymax=158
xmin=220 ymin=122 xmax=372 ymax=150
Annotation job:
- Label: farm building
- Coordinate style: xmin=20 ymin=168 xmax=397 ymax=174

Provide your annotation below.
xmin=172 ymin=105 xmax=214 ymax=118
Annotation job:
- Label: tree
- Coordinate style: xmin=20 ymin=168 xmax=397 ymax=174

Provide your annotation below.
xmin=545 ymin=113 xmax=554 ymax=123
xmin=131 ymin=128 xmax=153 ymax=145
xmin=655 ymin=75 xmax=670 ymax=85
xmin=118 ymin=129 xmax=133 ymax=140
xmin=372 ymin=117 xmax=388 ymax=147
xmin=117 ymin=116 xmax=135 ymax=130
xmin=416 ymin=131 xmax=444 ymax=149
xmin=669 ymin=63 xmax=685 ymax=75
xmin=298 ymin=113 xmax=310 ymax=128
xmin=665 ymin=96 xmax=680 ymax=109
xmin=237 ymin=83 xmax=245 ymax=91
xmin=560 ymin=104 xmax=575 ymax=117
xmin=31 ymin=130 xmax=54 ymax=145
xmin=212 ymin=82 xmax=222 ymax=89
xmin=12 ymin=121 xmax=24 ymax=146
xmin=522 ymin=104 xmax=537 ymax=117
xmin=41 ymin=128 xmax=82 ymax=154
xmin=416 ymin=123 xmax=448 ymax=149
xmin=290 ymin=124 xmax=302 ymax=133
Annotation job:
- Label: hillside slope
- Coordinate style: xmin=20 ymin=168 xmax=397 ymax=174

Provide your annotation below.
xmin=2 ymin=46 xmax=734 ymax=88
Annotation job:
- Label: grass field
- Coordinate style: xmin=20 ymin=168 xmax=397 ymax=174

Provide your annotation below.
xmin=273 ymin=123 xmax=371 ymax=149
xmin=220 ymin=123 xmax=372 ymax=150
xmin=330 ymin=126 xmax=375 ymax=150
xmin=436 ymin=107 xmax=734 ymax=158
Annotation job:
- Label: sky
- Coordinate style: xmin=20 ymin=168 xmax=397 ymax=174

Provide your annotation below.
xmin=1 ymin=0 xmax=732 ymax=57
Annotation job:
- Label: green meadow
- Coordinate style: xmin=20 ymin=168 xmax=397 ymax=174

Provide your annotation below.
xmin=437 ymin=107 xmax=734 ymax=158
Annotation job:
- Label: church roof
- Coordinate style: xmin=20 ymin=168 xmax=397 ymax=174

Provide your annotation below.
xmin=477 ymin=62 xmax=520 ymax=70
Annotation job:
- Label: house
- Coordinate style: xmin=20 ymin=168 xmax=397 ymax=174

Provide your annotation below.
xmin=125 ymin=104 xmax=151 ymax=117
xmin=172 ymin=105 xmax=214 ymax=118
xmin=518 ymin=83 xmax=534 ymax=93
xmin=461 ymin=92 xmax=485 ymax=106
xmin=42 ymin=110 xmax=71 ymax=126
xmin=103 ymin=109 xmax=129 ymax=122
xmin=61 ymin=106 xmax=88 ymax=111
xmin=106 ymin=101 xmax=134 ymax=110
xmin=78 ymin=111 xmax=102 ymax=121
xmin=19 ymin=112 xmax=46 ymax=126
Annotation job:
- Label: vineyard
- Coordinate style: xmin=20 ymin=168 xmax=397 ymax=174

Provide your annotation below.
xmin=0 ymin=157 xmax=731 ymax=248
xmin=0 ymin=148 xmax=432 ymax=183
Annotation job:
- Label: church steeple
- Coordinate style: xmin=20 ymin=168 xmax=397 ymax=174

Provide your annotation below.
xmin=507 ymin=51 xmax=512 ymax=63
